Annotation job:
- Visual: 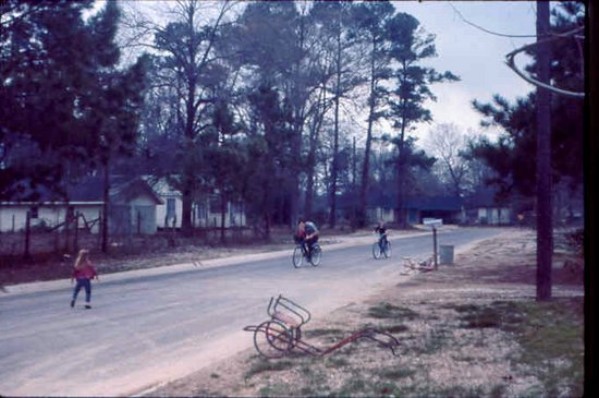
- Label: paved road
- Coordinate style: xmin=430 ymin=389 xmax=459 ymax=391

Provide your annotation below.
xmin=0 ymin=227 xmax=501 ymax=397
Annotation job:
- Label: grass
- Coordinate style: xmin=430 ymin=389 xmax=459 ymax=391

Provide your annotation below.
xmin=303 ymin=328 xmax=345 ymax=338
xmin=244 ymin=358 xmax=294 ymax=379
xmin=237 ymin=297 xmax=583 ymax=397
xmin=445 ymin=298 xmax=584 ymax=397
xmin=416 ymin=327 xmax=452 ymax=355
xmin=367 ymin=302 xmax=419 ymax=320
xmin=508 ymin=297 xmax=584 ymax=397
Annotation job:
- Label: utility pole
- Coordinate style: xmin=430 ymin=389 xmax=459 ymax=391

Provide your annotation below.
xmin=535 ymin=1 xmax=552 ymax=301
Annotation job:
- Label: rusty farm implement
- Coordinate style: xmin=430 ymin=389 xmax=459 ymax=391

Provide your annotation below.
xmin=243 ymin=294 xmax=400 ymax=359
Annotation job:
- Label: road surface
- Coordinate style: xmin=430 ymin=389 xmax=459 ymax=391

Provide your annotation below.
xmin=0 ymin=227 xmax=501 ymax=396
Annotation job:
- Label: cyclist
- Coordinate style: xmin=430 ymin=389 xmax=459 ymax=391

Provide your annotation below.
xmin=374 ymin=220 xmax=389 ymax=252
xmin=294 ymin=217 xmax=319 ymax=260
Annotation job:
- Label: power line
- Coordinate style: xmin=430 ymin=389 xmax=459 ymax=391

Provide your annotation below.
xmin=444 ymin=1 xmax=584 ymax=98
xmin=447 ymin=3 xmax=585 ymax=40
xmin=447 ymin=2 xmax=538 ymax=38
xmin=505 ymin=37 xmax=585 ymax=98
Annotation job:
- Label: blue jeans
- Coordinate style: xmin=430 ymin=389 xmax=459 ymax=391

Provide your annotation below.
xmin=303 ymin=236 xmax=318 ymax=258
xmin=72 ymin=278 xmax=92 ymax=303
xmin=378 ymin=235 xmax=388 ymax=250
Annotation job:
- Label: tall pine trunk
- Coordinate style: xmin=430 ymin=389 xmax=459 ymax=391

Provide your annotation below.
xmin=358 ymin=37 xmax=378 ymax=228
xmin=329 ymin=19 xmax=342 ymax=229
xmin=101 ymin=161 xmax=110 ymax=253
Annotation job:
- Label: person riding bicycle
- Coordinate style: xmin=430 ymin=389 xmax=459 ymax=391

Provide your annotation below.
xmin=374 ymin=220 xmax=388 ymax=251
xmin=294 ymin=217 xmax=319 ymax=260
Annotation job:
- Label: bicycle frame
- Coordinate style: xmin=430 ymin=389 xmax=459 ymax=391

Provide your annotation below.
xmin=293 ymin=242 xmax=321 ymax=267
xmin=372 ymin=235 xmax=391 ymax=259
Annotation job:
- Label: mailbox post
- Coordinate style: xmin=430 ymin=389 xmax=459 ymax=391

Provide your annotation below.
xmin=423 ymin=218 xmax=443 ymax=269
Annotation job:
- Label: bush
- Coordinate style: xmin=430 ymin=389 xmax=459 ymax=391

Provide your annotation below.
xmin=565 ymin=228 xmax=584 ymax=256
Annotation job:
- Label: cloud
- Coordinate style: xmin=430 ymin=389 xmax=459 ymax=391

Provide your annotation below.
xmin=392 ymin=1 xmax=536 ymax=140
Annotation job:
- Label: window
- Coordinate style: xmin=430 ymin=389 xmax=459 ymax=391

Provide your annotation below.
xmin=29 ymin=206 xmax=39 ymax=219
xmin=166 ymin=198 xmax=176 ymax=219
xmin=209 ymin=195 xmax=220 ymax=213
xmin=196 ymin=203 xmax=207 ymax=220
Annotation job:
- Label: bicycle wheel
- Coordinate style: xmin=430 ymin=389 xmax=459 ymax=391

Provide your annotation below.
xmin=383 ymin=241 xmax=391 ymax=258
xmin=292 ymin=246 xmax=304 ymax=268
xmin=310 ymin=244 xmax=321 ymax=266
xmin=372 ymin=242 xmax=382 ymax=259
xmin=253 ymin=320 xmax=294 ymax=359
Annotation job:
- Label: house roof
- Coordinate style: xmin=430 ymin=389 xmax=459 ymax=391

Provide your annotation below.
xmin=111 ymin=179 xmax=163 ymax=204
xmin=144 ymin=176 xmax=182 ymax=197
xmin=1 ymin=176 xmax=162 ymax=205
xmin=363 ymin=195 xmax=463 ymax=212
xmin=404 ymin=196 xmax=463 ymax=211
xmin=464 ymin=187 xmax=507 ymax=208
xmin=65 ymin=176 xmax=104 ymax=202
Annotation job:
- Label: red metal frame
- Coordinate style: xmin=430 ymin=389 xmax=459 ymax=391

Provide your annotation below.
xmin=243 ymin=295 xmax=400 ymax=358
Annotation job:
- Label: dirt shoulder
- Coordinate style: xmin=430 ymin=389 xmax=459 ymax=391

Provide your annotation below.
xmin=143 ymin=228 xmax=584 ymax=397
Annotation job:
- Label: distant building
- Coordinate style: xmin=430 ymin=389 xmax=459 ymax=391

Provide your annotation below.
xmin=193 ymin=195 xmax=246 ymax=229
xmin=403 ymin=196 xmax=464 ymax=225
xmin=0 ymin=176 xmax=163 ymax=235
xmin=145 ymin=177 xmax=182 ymax=230
xmin=145 ymin=177 xmax=247 ymax=230
xmin=463 ymin=188 xmax=512 ymax=225
xmin=367 ymin=195 xmax=464 ymax=226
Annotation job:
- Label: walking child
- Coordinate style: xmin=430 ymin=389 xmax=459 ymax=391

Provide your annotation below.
xmin=70 ymin=249 xmax=98 ymax=309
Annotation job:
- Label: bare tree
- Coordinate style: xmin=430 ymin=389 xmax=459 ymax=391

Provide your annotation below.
xmin=424 ymin=123 xmax=471 ymax=197
xmin=150 ymin=0 xmax=235 ymax=234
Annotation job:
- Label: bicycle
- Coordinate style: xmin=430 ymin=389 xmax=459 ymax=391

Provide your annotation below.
xmin=292 ymin=242 xmax=322 ymax=268
xmin=372 ymin=236 xmax=391 ymax=259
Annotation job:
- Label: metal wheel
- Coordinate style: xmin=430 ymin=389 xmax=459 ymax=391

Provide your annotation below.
xmin=372 ymin=242 xmax=382 ymax=259
xmin=310 ymin=244 xmax=321 ymax=266
xmin=292 ymin=246 xmax=303 ymax=268
xmin=383 ymin=241 xmax=391 ymax=258
xmin=253 ymin=320 xmax=294 ymax=359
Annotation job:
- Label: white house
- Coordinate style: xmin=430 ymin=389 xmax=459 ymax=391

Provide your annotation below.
xmin=464 ymin=188 xmax=512 ymax=225
xmin=0 ymin=201 xmax=103 ymax=233
xmin=473 ymin=207 xmax=511 ymax=225
xmin=193 ymin=195 xmax=246 ymax=229
xmin=146 ymin=177 xmax=247 ymax=230
xmin=147 ymin=178 xmax=183 ymax=229
xmin=0 ymin=177 xmax=163 ymax=235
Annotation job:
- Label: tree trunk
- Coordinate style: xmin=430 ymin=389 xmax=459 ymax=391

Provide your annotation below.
xmin=220 ymin=193 xmax=226 ymax=244
xmin=329 ymin=25 xmax=342 ymax=229
xmin=181 ymin=179 xmax=194 ymax=236
xmin=535 ymin=0 xmax=552 ymax=301
xmin=101 ymin=161 xmax=109 ymax=253
xmin=305 ymin=88 xmax=327 ymax=221
xmin=395 ymin=101 xmax=408 ymax=228
xmin=358 ymin=39 xmax=378 ymax=228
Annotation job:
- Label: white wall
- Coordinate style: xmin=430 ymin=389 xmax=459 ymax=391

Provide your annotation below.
xmin=0 ymin=204 xmax=102 ymax=233
xmin=193 ymin=199 xmax=246 ymax=228
xmin=477 ymin=207 xmax=511 ymax=225
xmin=156 ymin=196 xmax=182 ymax=229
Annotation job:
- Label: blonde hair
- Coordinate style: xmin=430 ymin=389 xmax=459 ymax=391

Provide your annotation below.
xmin=74 ymin=249 xmax=90 ymax=269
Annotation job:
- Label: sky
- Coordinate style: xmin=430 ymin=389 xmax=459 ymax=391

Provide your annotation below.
xmin=390 ymin=1 xmax=538 ymax=142
xmin=101 ymin=0 xmax=541 ymax=143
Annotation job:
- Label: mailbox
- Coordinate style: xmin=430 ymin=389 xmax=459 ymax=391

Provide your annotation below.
xmin=422 ymin=218 xmax=443 ymax=229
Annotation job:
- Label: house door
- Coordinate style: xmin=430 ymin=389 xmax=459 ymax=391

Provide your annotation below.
xmin=133 ymin=205 xmax=156 ymax=234
xmin=110 ymin=205 xmax=132 ymax=235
